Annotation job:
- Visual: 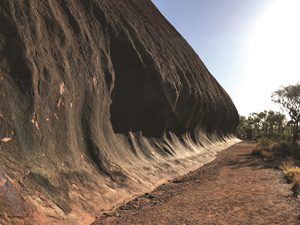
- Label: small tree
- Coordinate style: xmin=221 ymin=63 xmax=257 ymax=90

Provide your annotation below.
xmin=272 ymin=83 xmax=300 ymax=143
xmin=236 ymin=116 xmax=254 ymax=139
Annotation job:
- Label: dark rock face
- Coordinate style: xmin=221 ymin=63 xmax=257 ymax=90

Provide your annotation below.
xmin=0 ymin=0 xmax=238 ymax=223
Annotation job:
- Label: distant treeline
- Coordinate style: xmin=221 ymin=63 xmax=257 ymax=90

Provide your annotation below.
xmin=237 ymin=82 xmax=300 ymax=143
xmin=238 ymin=110 xmax=292 ymax=140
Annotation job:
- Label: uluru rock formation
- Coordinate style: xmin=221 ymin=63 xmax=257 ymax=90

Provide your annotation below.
xmin=0 ymin=0 xmax=239 ymax=224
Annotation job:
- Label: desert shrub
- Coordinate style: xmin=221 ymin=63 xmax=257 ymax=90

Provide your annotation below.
xmin=257 ymin=137 xmax=274 ymax=148
xmin=253 ymin=138 xmax=300 ymax=195
xmin=252 ymin=138 xmax=274 ymax=158
xmin=272 ymin=141 xmax=300 ymax=159
xmin=254 ymin=138 xmax=300 ymax=196
xmin=252 ymin=148 xmax=272 ymax=158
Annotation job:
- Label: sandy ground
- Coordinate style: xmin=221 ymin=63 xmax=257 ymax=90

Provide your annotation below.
xmin=93 ymin=142 xmax=300 ymax=225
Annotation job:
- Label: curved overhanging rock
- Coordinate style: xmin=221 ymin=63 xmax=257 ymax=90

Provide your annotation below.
xmin=0 ymin=0 xmax=239 ymax=224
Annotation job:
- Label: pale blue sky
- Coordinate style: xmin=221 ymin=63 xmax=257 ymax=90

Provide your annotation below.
xmin=152 ymin=0 xmax=300 ymax=116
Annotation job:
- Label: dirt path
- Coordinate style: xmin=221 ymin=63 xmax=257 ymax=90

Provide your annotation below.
xmin=93 ymin=142 xmax=300 ymax=225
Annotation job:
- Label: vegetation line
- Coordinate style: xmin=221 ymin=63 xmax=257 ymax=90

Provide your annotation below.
xmin=237 ymin=82 xmax=300 ymax=196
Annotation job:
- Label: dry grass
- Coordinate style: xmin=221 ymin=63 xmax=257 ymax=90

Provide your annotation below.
xmin=281 ymin=161 xmax=300 ymax=196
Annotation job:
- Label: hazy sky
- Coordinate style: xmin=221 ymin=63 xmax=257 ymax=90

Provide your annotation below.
xmin=152 ymin=0 xmax=300 ymax=116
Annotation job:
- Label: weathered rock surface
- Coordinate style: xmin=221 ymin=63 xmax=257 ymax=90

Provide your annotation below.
xmin=0 ymin=0 xmax=239 ymax=224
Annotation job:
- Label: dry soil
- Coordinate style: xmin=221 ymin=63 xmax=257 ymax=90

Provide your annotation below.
xmin=94 ymin=142 xmax=300 ymax=225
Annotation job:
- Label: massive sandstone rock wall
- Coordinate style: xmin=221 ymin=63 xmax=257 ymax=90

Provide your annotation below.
xmin=0 ymin=0 xmax=239 ymax=224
